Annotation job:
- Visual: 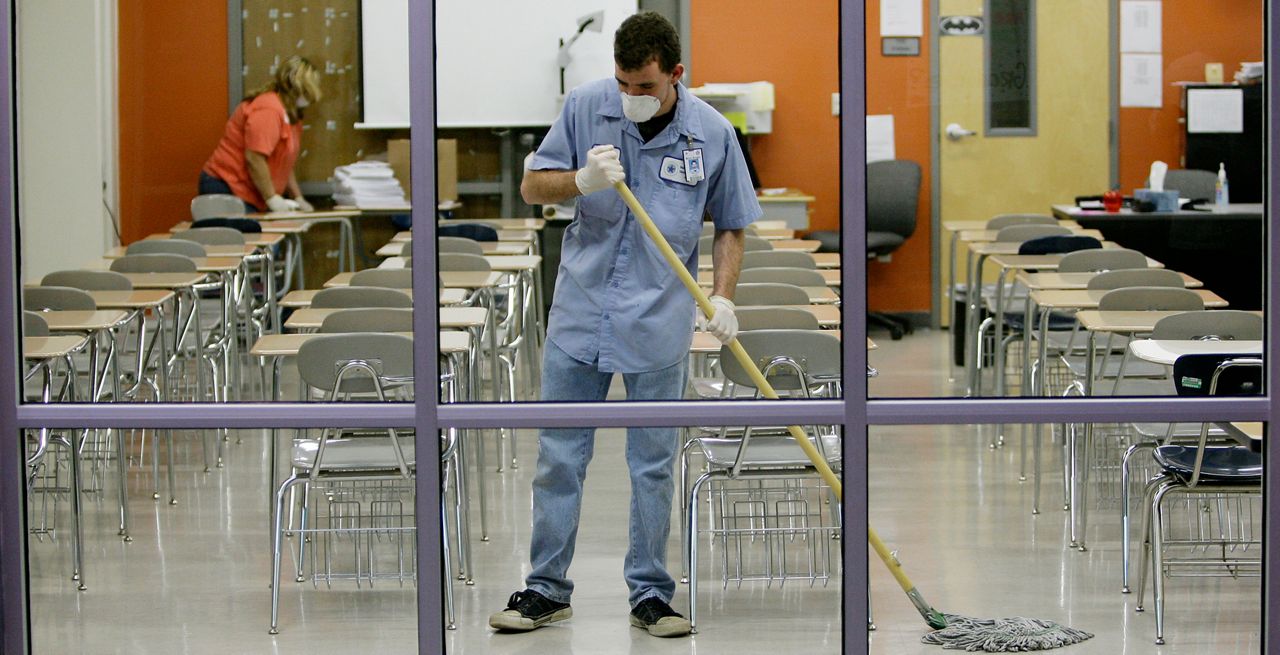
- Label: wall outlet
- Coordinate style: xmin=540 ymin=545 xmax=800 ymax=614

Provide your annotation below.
xmin=831 ymin=92 xmax=840 ymax=116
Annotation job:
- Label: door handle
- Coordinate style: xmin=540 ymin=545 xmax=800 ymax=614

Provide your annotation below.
xmin=945 ymin=123 xmax=976 ymax=141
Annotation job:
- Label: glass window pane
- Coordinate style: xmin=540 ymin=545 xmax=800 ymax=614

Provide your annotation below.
xmin=870 ymin=423 xmax=1262 ymax=651
xmin=868 ymin=0 xmax=1266 ymax=400
xmin=26 ymin=424 xmax=420 ymax=649
xmin=447 ymin=421 xmax=843 ymax=649
xmin=987 ymin=0 xmax=1034 ymax=131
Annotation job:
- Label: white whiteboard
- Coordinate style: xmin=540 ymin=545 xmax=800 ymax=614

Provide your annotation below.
xmin=360 ymin=0 xmax=637 ymax=129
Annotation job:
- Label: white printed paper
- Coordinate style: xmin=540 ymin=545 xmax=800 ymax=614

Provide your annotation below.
xmin=1120 ymin=0 xmax=1161 ymax=53
xmin=880 ymin=0 xmax=923 ymax=37
xmin=866 ymin=115 xmax=896 ymax=163
xmin=1120 ymin=53 xmax=1163 ymax=108
xmin=1187 ymin=88 xmax=1244 ymax=133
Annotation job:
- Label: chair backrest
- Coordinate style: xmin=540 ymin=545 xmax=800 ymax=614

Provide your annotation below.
xmin=1096 ymin=287 xmax=1205 ymax=312
xmin=733 ymin=283 xmax=810 ymax=306
xmin=297 ymin=333 xmax=414 ymax=395
xmin=437 ymin=223 xmax=498 ymax=242
xmin=1151 ymin=310 xmax=1263 ymax=341
xmin=719 ymin=329 xmax=842 ymax=391
xmin=1057 ymin=248 xmax=1148 ymax=273
xmin=438 ymin=253 xmax=491 ymax=272
xmin=319 ymin=308 xmax=414 ymax=333
xmin=867 ymin=159 xmax=922 ymax=239
xmin=178 ymin=227 xmax=245 ymax=246
xmin=741 ymin=250 xmax=817 ymax=270
xmin=1086 ymin=268 xmax=1186 ymax=290
xmin=191 ymin=216 xmax=263 ymax=233
xmin=986 ymin=214 xmax=1056 ymax=229
xmin=191 ymin=194 xmax=247 ymax=220
xmin=350 ymin=268 xmax=413 ymax=289
xmin=995 ymin=224 xmax=1071 ymax=242
xmin=1160 ymin=169 xmax=1217 ymax=202
xmin=1172 ymin=354 xmax=1262 ymax=397
xmin=737 ymin=267 xmax=828 ymax=287
xmin=22 ymin=311 xmax=49 ymax=337
xmin=437 ymin=236 xmax=483 ymax=256
xmin=311 ymin=286 xmax=413 ymax=309
xmin=126 ymin=238 xmax=206 ymax=258
xmin=24 ymin=286 xmax=97 ymax=311
xmin=110 ymin=254 xmax=198 ymax=273
xmin=735 ymin=307 xmax=821 ymax=331
xmin=41 ymin=270 xmax=132 ymax=291
xmin=1017 ymin=235 xmax=1102 ymax=255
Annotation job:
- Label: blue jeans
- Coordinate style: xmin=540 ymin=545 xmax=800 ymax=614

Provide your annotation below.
xmin=525 ymin=338 xmax=688 ymax=608
xmin=197 ymin=171 xmax=261 ymax=213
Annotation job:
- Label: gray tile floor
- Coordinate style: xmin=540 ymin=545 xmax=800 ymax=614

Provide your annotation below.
xmin=26 ymin=328 xmax=1262 ymax=653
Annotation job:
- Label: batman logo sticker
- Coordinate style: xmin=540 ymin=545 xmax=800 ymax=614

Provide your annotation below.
xmin=940 ymin=15 xmax=984 ymax=35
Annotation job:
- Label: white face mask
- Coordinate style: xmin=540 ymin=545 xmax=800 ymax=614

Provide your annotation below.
xmin=620 ymin=92 xmax=661 ymax=123
xmin=295 ymin=96 xmax=310 ymax=108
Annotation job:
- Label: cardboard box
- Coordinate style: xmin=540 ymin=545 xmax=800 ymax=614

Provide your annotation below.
xmin=387 ymin=138 xmax=458 ymax=204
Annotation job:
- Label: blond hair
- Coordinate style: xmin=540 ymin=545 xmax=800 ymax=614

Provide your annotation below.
xmin=247 ymin=56 xmax=322 ymax=121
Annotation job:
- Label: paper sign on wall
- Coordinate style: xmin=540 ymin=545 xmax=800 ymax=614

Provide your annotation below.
xmin=880 ymin=0 xmax=923 ymax=37
xmin=1120 ymin=0 xmax=1161 ymax=53
xmin=1120 ymin=53 xmax=1163 ymax=108
xmin=867 ymin=115 xmax=896 ymax=163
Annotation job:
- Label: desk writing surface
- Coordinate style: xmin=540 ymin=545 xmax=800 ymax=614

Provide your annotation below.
xmin=248 ymin=210 xmax=360 ymax=221
xmin=1128 ymin=339 xmax=1262 ymax=367
xmin=440 ymin=218 xmax=546 ymax=230
xmin=956 ymin=228 xmax=1103 ymax=243
xmin=1225 ymin=422 xmax=1263 ymax=444
xmin=39 ymin=310 xmax=130 ymax=331
xmin=438 ymin=271 xmax=505 ymax=289
xmin=115 ymin=272 xmax=206 ymax=289
xmin=751 ymin=220 xmax=792 ymax=230
xmin=697 ymin=283 xmax=837 ymax=304
xmin=968 ymin=240 xmax=1121 ymax=257
xmin=86 ymin=290 xmax=175 ymax=309
xmin=104 ymin=244 xmax=255 ymax=259
xmin=1051 ymin=203 xmax=1264 ymax=220
xmin=1017 ymin=271 xmax=1200 ymax=290
xmin=769 ymin=239 xmax=822 ymax=253
xmin=1075 ymin=310 xmax=1189 ymax=333
xmin=23 ymin=335 xmax=88 ymax=359
xmin=753 ymin=228 xmax=796 ymax=240
xmin=286 ymin=307 xmax=486 ymax=331
xmin=1030 ymin=288 xmax=1227 ymax=310
xmin=944 ymin=219 xmax=1081 ymax=233
xmin=691 ymin=329 xmax=843 ymax=354
xmin=278 ymin=288 xmax=469 ymax=307
xmin=483 ymin=255 xmax=541 ymax=271
xmin=987 ymin=253 xmax=1163 ymax=271
xmin=250 ymin=331 xmax=469 ymax=358
xmin=378 ymin=241 xmax=529 ymax=257
xmin=171 ymin=220 xmax=309 ymax=234
xmin=698 ymin=269 xmax=841 ymax=287
xmin=698 ymin=252 xmax=839 ymax=270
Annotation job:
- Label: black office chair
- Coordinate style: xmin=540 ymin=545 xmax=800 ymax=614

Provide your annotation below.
xmin=862 ymin=160 xmax=922 ymax=339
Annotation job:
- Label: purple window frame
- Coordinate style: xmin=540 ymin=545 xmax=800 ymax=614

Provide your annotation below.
xmin=0 ymin=1 xmax=1274 ymax=653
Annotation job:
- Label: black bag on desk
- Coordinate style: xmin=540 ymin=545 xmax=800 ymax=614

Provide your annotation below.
xmin=1016 ymin=235 xmax=1101 ymax=255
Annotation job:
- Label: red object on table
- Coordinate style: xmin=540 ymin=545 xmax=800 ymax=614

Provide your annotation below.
xmin=1102 ymin=189 xmax=1123 ymax=213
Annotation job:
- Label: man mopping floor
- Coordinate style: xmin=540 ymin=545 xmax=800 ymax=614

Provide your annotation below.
xmin=486 ymin=11 xmax=759 ymax=640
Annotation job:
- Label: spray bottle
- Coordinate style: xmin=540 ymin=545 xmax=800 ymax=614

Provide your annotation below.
xmin=1215 ymin=163 xmax=1230 ymax=207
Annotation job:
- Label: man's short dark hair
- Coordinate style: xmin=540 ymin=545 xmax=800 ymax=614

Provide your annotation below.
xmin=614 ymin=11 xmax=681 ymax=73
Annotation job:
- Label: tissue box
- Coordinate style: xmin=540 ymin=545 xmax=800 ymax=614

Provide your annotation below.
xmin=1134 ymin=188 xmax=1179 ymax=212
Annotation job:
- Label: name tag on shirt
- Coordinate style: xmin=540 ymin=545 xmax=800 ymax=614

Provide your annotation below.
xmin=659 ymin=156 xmax=697 ymax=186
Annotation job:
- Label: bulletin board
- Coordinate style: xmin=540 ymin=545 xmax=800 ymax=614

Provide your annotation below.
xmin=242 ymin=0 xmax=407 ymax=184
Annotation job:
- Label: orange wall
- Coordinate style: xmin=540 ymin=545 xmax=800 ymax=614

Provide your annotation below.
xmin=118 ymin=3 xmax=229 ymax=244
xmin=692 ymin=1 xmax=933 ymax=313
xmin=1118 ymin=1 xmax=1263 ymax=193
xmin=690 ymin=1 xmax=841 ymax=232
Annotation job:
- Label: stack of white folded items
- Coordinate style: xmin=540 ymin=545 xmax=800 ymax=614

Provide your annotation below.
xmin=1235 ymin=61 xmax=1263 ymax=84
xmin=330 ymin=161 xmax=408 ymax=208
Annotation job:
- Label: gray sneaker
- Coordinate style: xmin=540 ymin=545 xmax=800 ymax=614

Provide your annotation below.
xmin=489 ymin=590 xmax=573 ymax=632
xmin=629 ymin=597 xmax=692 ymax=638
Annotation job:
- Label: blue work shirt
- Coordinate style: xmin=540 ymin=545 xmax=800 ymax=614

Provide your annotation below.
xmin=530 ymin=78 xmax=762 ymax=373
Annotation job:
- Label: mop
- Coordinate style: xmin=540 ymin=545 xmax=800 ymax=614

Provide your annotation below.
xmin=613 ymin=180 xmax=1093 ymax=652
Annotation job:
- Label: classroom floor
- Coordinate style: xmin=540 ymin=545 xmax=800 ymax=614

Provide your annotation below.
xmin=25 ymin=329 xmax=1261 ymax=654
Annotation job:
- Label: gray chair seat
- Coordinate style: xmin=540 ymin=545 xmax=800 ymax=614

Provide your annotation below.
xmin=292 ymin=438 xmax=416 ymax=471
xmin=698 ymin=434 xmax=841 ymax=469
xmin=866 ymin=231 xmax=904 ymax=254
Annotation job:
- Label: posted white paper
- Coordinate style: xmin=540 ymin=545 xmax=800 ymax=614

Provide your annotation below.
xmin=1187 ymin=88 xmax=1244 ymax=133
xmin=1120 ymin=53 xmax=1163 ymax=108
xmin=880 ymin=0 xmax=923 ymax=37
xmin=866 ymin=114 xmax=896 ymax=163
xmin=1120 ymin=0 xmax=1161 ymax=53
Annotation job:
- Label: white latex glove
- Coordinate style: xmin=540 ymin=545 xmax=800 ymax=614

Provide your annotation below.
xmin=266 ymin=195 xmax=300 ymax=213
xmin=574 ymin=144 xmax=625 ymax=196
xmin=294 ymin=196 xmax=315 ymax=212
xmin=700 ymin=295 xmax=738 ymax=345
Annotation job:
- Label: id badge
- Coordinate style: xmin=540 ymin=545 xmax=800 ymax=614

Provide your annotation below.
xmin=683 ymin=148 xmax=705 ymax=183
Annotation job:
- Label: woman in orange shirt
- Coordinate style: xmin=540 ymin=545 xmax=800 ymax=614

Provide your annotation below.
xmin=200 ymin=56 xmax=322 ymax=213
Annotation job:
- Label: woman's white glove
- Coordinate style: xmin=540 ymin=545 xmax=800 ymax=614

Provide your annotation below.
xmin=294 ymin=196 xmax=315 ymax=212
xmin=266 ymin=195 xmax=300 ymax=212
xmin=700 ymin=295 xmax=739 ymax=344
xmin=574 ymin=144 xmax=625 ymax=196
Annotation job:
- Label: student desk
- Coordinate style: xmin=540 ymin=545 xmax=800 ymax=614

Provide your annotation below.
xmin=323 ymin=271 xmax=506 ymax=290
xmin=769 ymin=239 xmax=822 ymax=253
xmin=248 ymin=209 xmax=363 ymax=283
xmin=1128 ymin=338 xmax=1262 ymax=367
xmin=1223 ymin=422 xmax=1263 ymax=452
xmin=1052 ymin=203 xmax=1264 ymax=310
xmin=278 ymin=288 xmax=467 ymax=308
xmin=696 ymin=269 xmax=842 ymax=288
xmin=377 ymin=239 xmax=529 ymax=258
xmin=690 ymin=329 xmax=843 ymax=354
xmin=698 ymin=252 xmax=839 ymax=270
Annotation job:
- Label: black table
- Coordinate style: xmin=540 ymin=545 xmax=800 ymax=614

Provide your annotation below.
xmin=1051 ymin=204 xmax=1264 ymax=311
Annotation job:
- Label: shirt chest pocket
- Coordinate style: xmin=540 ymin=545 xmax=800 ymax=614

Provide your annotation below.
xmin=647 ymin=178 xmax=702 ymax=258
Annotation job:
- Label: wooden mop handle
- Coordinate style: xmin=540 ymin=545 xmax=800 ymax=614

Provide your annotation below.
xmin=612 ymin=181 xmax=843 ymax=500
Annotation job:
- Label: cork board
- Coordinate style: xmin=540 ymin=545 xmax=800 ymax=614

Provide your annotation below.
xmin=241 ymin=1 xmax=408 ymax=184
